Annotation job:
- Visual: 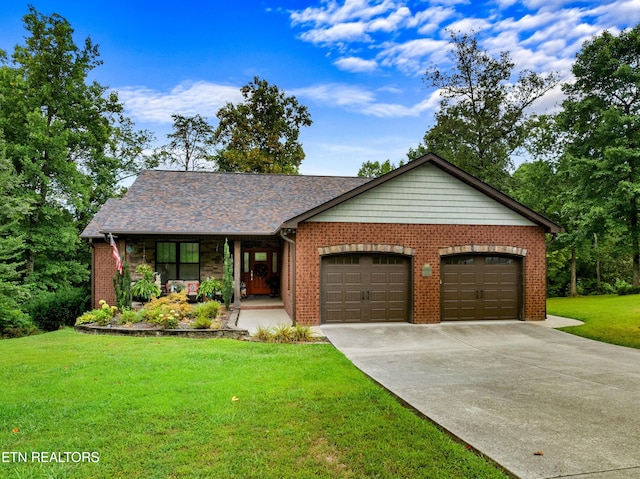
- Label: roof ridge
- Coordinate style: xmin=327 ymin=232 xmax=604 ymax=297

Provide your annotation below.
xmin=140 ymin=169 xmax=367 ymax=180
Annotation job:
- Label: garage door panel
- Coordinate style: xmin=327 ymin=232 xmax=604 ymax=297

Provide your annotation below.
xmin=345 ymin=272 xmax=361 ymax=284
xmin=442 ymin=255 xmax=521 ymax=321
xmin=322 ymin=254 xmax=410 ymax=323
xmin=325 ymin=290 xmax=343 ymax=303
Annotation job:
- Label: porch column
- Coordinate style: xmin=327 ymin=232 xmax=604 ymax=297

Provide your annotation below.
xmin=234 ymin=240 xmax=241 ymax=307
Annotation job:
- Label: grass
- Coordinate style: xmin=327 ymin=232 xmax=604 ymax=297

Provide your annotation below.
xmin=0 ymin=329 xmax=507 ymax=479
xmin=547 ymin=294 xmax=640 ymax=349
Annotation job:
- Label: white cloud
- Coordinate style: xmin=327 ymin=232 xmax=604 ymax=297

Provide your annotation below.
xmin=291 ymin=0 xmax=402 ymax=26
xmin=300 ymin=21 xmax=371 ymax=44
xmin=378 ymin=38 xmax=448 ymax=74
xmin=292 ymin=83 xmax=376 ymax=107
xmin=334 ymin=56 xmax=379 ymax=72
xmin=293 ymin=81 xmax=441 ymax=118
xmin=115 ymin=81 xmax=243 ymax=123
xmin=408 ymin=7 xmax=457 ymax=35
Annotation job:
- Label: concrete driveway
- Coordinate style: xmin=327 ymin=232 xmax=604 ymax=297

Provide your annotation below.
xmin=321 ymin=321 xmax=640 ymax=479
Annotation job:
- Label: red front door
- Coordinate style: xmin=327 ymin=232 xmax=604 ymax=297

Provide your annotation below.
xmin=241 ymin=248 xmax=279 ymax=295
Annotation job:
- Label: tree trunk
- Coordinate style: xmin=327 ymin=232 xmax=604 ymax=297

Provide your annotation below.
xmin=570 ymin=246 xmax=578 ymax=297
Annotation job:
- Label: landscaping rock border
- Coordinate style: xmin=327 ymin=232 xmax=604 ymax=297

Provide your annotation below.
xmin=74 ymin=308 xmax=250 ymax=340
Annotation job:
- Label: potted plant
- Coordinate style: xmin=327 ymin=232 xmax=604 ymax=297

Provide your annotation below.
xmin=131 ymin=264 xmax=161 ymax=303
xmin=197 ymin=277 xmax=223 ymax=302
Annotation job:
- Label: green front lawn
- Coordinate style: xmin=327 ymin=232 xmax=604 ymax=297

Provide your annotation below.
xmin=548 ymin=294 xmax=640 ymax=349
xmin=0 ymin=329 xmax=506 ymax=478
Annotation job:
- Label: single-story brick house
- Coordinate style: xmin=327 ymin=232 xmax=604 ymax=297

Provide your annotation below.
xmin=81 ymin=153 xmax=561 ymax=325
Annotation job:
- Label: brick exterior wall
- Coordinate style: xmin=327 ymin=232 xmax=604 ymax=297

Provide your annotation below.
xmin=294 ymin=222 xmax=548 ymax=326
xmin=92 ymin=241 xmax=119 ymax=309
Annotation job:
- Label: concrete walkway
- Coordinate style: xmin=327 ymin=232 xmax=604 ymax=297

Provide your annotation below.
xmin=236 ymin=307 xmax=293 ymax=335
xmin=321 ymin=320 xmax=640 ymax=479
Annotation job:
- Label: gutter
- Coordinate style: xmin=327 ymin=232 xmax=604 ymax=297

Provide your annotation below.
xmin=279 ymin=228 xmax=296 ymax=323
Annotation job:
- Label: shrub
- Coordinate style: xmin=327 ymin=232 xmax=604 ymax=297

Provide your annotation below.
xmin=118 ymin=308 xmax=141 ymax=325
xmin=27 ymin=287 xmax=90 ymax=331
xmin=193 ymin=300 xmax=221 ymax=320
xmin=143 ymin=292 xmax=192 ymax=321
xmin=113 ymin=260 xmax=132 ymax=310
xmin=615 ymin=279 xmax=640 ymax=295
xmin=75 ymin=300 xmax=117 ymax=326
xmin=192 ymin=316 xmax=212 ymax=329
xmin=222 ymin=239 xmax=234 ymax=308
xmin=1 ymin=300 xmax=39 ymax=338
xmin=151 ymin=310 xmax=179 ymax=329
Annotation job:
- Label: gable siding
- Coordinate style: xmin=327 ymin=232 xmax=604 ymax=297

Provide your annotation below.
xmin=308 ymin=164 xmax=536 ymax=226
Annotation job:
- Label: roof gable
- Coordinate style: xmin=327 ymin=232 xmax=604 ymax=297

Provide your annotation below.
xmin=282 ymin=153 xmax=561 ymax=233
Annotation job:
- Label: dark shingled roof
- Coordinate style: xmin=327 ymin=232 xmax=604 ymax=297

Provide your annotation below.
xmin=81 ymin=170 xmax=372 ymax=238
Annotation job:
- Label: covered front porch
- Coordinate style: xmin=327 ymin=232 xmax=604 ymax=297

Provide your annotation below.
xmin=119 ymin=234 xmax=291 ymax=308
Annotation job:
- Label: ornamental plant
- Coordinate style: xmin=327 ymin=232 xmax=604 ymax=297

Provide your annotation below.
xmin=197 ymin=278 xmax=223 ymax=301
xmin=131 ymin=264 xmax=161 ymax=303
xmin=222 ymin=239 xmax=234 ymax=308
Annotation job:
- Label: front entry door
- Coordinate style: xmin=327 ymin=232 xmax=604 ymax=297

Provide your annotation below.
xmin=242 ymin=248 xmax=279 ymax=295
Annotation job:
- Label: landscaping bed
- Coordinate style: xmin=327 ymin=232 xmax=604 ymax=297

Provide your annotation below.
xmin=75 ymin=306 xmax=249 ymax=339
xmin=74 ymin=291 xmax=250 ymax=339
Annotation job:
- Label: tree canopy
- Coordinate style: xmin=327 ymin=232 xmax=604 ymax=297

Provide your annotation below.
xmin=413 ymin=31 xmax=558 ymax=191
xmin=0 ymin=6 xmax=152 ymax=292
xmin=557 ymin=25 xmax=640 ymax=288
xmin=213 ymin=77 xmax=312 ymax=174
xmin=153 ymin=114 xmax=216 ymax=171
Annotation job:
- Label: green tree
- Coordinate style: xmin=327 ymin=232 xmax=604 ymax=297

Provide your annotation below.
xmin=357 ymin=159 xmax=403 ymax=177
xmin=416 ymin=31 xmax=558 ymax=190
xmin=154 ymin=114 xmax=215 ymax=171
xmin=557 ymin=25 xmax=640 ymax=287
xmin=214 ymin=77 xmax=312 ymax=174
xmin=0 ymin=7 xmax=152 ymax=291
xmin=0 ymin=149 xmax=33 ymax=334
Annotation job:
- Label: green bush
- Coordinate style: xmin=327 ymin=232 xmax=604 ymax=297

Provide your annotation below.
xmin=0 ymin=299 xmax=39 ymax=338
xmin=75 ymin=300 xmax=117 ymax=326
xmin=192 ymin=316 xmax=212 ymax=329
xmin=151 ymin=310 xmax=179 ymax=329
xmin=193 ymin=300 xmax=221 ymax=320
xmin=113 ymin=260 xmax=132 ymax=310
xmin=26 ymin=287 xmax=90 ymax=331
xmin=118 ymin=308 xmax=141 ymax=325
xmin=615 ymin=279 xmax=640 ymax=295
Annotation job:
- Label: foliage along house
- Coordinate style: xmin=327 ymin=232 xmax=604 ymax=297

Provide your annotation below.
xmin=81 ymin=153 xmax=561 ymax=325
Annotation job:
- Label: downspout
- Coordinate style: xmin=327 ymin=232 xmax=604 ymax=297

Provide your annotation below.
xmin=280 ymin=228 xmax=296 ymax=323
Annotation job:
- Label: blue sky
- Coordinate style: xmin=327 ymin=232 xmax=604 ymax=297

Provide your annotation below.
xmin=1 ymin=1 xmax=639 ymax=176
